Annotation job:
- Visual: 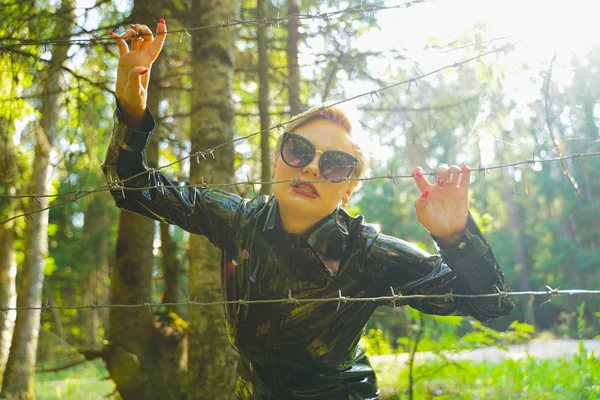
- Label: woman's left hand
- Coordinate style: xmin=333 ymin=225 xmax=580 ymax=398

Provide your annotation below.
xmin=411 ymin=163 xmax=471 ymax=246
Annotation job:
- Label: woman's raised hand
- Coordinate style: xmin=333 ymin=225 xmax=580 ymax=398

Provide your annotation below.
xmin=411 ymin=163 xmax=471 ymax=246
xmin=109 ymin=19 xmax=167 ymax=124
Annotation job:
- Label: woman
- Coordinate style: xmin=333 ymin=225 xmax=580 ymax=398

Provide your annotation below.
xmin=104 ymin=20 xmax=514 ymax=400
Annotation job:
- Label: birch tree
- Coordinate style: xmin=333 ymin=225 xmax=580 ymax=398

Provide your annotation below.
xmin=1 ymin=2 xmax=75 ymax=397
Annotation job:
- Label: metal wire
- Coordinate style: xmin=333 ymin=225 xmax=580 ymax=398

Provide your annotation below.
xmin=1 ymin=287 xmax=598 ymax=312
xmin=0 ymin=148 xmax=597 ymax=226
xmin=0 ymin=0 xmax=431 ymax=51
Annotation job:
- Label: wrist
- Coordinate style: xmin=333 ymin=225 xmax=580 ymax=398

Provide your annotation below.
xmin=436 ymin=232 xmax=463 ymax=248
xmin=117 ymin=99 xmax=147 ymax=130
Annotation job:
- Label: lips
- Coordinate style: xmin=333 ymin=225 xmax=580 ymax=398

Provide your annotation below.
xmin=291 ymin=181 xmax=319 ymax=198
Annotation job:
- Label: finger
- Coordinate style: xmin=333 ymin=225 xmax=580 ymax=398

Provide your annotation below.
xmin=436 ymin=164 xmax=449 ymax=188
xmin=147 ymin=18 xmax=167 ymax=61
xmin=127 ymin=66 xmax=150 ymax=92
xmin=413 ymin=189 xmax=431 ymax=211
xmin=128 ymin=25 xmax=144 ymax=51
xmin=459 ymin=163 xmax=471 ymax=191
xmin=136 ymin=24 xmax=154 ymax=51
xmin=411 ymin=167 xmax=432 ymax=193
xmin=109 ymin=31 xmax=129 ymax=55
xmin=117 ymin=27 xmax=138 ymax=41
xmin=447 ymin=164 xmax=461 ymax=186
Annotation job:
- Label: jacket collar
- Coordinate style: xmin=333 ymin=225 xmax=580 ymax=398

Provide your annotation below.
xmin=261 ymin=197 xmax=349 ymax=263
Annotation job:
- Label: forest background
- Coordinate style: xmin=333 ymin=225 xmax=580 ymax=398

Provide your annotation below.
xmin=0 ymin=0 xmax=599 ymax=399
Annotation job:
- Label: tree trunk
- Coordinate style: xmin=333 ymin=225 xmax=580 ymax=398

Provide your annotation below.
xmin=498 ymin=134 xmax=535 ymax=325
xmin=1 ymin=3 xmax=74 ymax=397
xmin=1 ymin=125 xmax=52 ymax=400
xmin=160 ymin=222 xmax=181 ymax=314
xmin=0 ymin=218 xmax=17 ymax=386
xmin=287 ymin=0 xmax=302 ymax=115
xmin=104 ymin=3 xmax=185 ymax=399
xmin=258 ymin=0 xmax=271 ymax=196
xmin=82 ymin=196 xmax=110 ymax=347
xmin=0 ymin=117 xmax=17 ymax=386
xmin=188 ymin=0 xmax=239 ymax=398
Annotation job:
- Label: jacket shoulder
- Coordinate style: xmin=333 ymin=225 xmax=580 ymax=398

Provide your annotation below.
xmin=237 ymin=194 xmax=271 ymax=223
xmin=345 ymin=212 xmax=381 ymax=251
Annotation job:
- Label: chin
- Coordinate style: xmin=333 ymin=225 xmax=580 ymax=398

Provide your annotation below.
xmin=280 ymin=193 xmax=337 ymax=218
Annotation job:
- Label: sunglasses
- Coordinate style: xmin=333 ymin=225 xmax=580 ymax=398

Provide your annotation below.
xmin=280 ymin=132 xmax=358 ymax=182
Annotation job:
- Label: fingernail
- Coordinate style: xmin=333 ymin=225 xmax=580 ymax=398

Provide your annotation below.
xmin=131 ymin=24 xmax=139 ymax=27
xmin=109 ymin=31 xmax=115 ymax=35
xmin=438 ymin=179 xmax=445 ymax=187
xmin=420 ymin=190 xmax=430 ymax=202
xmin=160 ymin=18 xmax=166 ymax=24
xmin=140 ymin=68 xmax=149 ymax=75
xmin=415 ymin=169 xmax=423 ymax=178
xmin=461 ymin=163 xmax=468 ymax=171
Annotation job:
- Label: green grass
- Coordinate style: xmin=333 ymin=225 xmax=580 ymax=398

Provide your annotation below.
xmin=34 ymin=359 xmax=113 ymax=400
xmin=378 ymin=349 xmax=600 ymax=399
xmin=35 ymin=378 xmax=113 ymax=400
xmin=29 ymin=348 xmax=599 ymax=399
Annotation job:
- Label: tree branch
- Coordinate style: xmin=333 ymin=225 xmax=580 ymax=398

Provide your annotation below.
xmin=544 ymin=54 xmax=586 ymax=203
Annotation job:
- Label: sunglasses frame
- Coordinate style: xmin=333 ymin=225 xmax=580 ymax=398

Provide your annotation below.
xmin=280 ymin=131 xmax=359 ymax=182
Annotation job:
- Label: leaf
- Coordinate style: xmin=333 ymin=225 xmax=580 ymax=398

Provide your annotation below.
xmin=475 ymin=60 xmax=490 ymax=83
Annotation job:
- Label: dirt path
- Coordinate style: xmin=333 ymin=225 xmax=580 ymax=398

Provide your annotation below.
xmin=371 ymin=339 xmax=600 ymax=369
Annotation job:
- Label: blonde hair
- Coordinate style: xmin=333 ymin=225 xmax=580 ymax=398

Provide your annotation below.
xmin=275 ymin=106 xmax=371 ymax=189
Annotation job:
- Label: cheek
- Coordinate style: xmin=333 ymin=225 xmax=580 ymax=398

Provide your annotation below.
xmin=318 ymin=183 xmax=347 ymax=200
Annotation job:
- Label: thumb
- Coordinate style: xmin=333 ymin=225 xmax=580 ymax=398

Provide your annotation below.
xmin=413 ymin=190 xmax=430 ymax=212
xmin=122 ymin=66 xmax=150 ymax=113
xmin=127 ymin=65 xmax=150 ymax=90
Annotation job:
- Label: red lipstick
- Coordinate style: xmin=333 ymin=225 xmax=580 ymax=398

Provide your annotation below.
xmin=291 ymin=181 xmax=319 ymax=199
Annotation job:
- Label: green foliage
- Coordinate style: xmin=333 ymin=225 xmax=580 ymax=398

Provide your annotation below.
xmin=360 ymin=328 xmax=393 ymax=356
xmin=2 ymin=0 xmax=600 ymax=396
xmin=34 ymin=360 xmax=112 ymax=400
xmin=379 ymin=350 xmax=600 ymax=400
xmin=461 ymin=320 xmax=534 ymax=350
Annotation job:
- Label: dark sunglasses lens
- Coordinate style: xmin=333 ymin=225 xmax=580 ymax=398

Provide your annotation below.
xmin=282 ymin=135 xmax=314 ymax=167
xmin=320 ymin=152 xmax=355 ymax=181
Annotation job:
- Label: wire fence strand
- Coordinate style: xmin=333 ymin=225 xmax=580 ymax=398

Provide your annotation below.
xmin=0 ymin=0 xmax=431 ymax=51
xmin=1 ymin=288 xmax=599 ymax=312
xmin=0 ymin=43 xmax=525 ymax=225
xmin=0 ymin=147 xmax=598 ymax=226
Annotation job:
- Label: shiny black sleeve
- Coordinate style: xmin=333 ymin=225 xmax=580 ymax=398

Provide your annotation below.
xmin=101 ymin=106 xmax=245 ymax=249
xmin=366 ymin=214 xmax=514 ymax=321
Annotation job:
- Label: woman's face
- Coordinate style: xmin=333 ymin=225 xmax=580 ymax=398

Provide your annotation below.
xmin=272 ymin=119 xmax=358 ymax=224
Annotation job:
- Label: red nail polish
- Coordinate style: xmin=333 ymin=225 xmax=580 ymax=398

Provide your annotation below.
xmin=160 ymin=18 xmax=166 ymax=24
xmin=415 ymin=169 xmax=423 ymax=178
xmin=420 ymin=190 xmax=430 ymax=201
xmin=140 ymin=68 xmax=149 ymax=75
xmin=438 ymin=179 xmax=444 ymax=187
xmin=461 ymin=163 xmax=468 ymax=171
xmin=109 ymin=31 xmax=115 ymax=35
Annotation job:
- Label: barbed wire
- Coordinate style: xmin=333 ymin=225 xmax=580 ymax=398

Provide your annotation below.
xmin=0 ymin=0 xmax=431 ymax=51
xmin=0 ymin=44 xmax=521 ymax=223
xmin=1 ymin=287 xmax=599 ymax=313
xmin=105 ymin=43 xmax=522 ymax=186
xmin=0 ymin=148 xmax=598 ymax=226
xmin=3 ymin=150 xmax=599 ymax=200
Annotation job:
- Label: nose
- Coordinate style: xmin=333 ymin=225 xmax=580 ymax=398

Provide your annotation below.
xmin=301 ymin=150 xmax=322 ymax=178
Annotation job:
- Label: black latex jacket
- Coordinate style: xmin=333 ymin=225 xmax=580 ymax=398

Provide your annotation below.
xmin=102 ymin=107 xmax=514 ymax=400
